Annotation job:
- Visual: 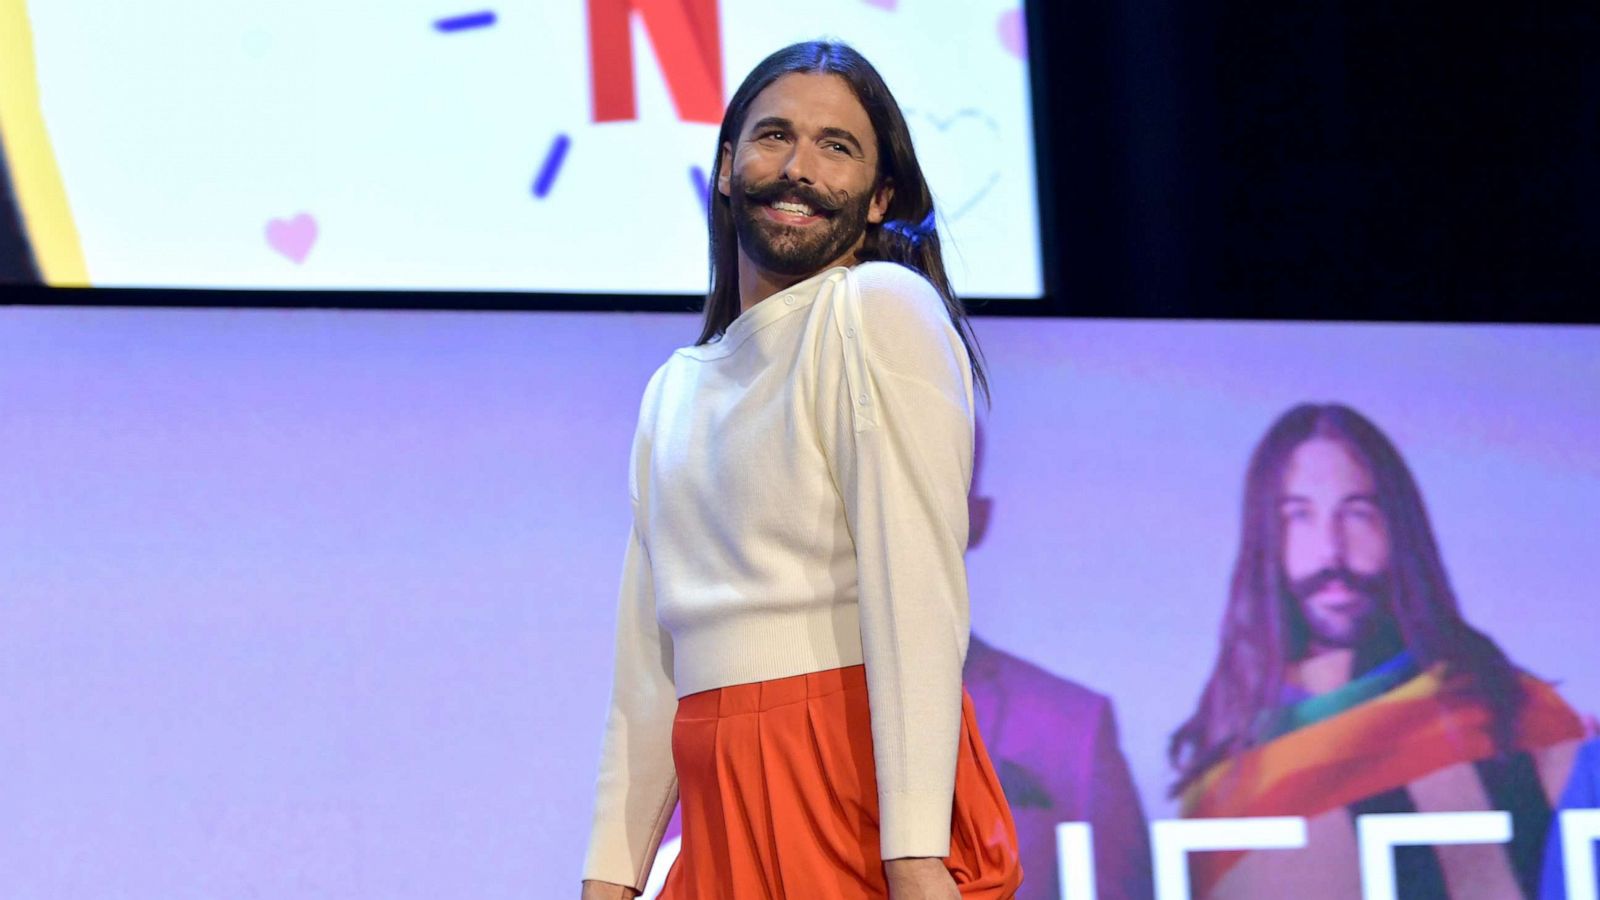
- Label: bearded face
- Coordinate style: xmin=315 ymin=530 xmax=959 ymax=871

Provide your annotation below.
xmin=716 ymin=72 xmax=893 ymax=283
xmin=728 ymin=170 xmax=873 ymax=277
xmin=1278 ymin=436 xmax=1395 ymax=654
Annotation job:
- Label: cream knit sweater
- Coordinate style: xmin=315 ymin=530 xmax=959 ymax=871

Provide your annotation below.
xmin=581 ymin=261 xmax=977 ymax=890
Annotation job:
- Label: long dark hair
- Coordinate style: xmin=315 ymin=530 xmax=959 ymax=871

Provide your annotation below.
xmin=696 ymin=40 xmax=989 ymax=404
xmin=1168 ymin=403 xmax=1525 ymax=795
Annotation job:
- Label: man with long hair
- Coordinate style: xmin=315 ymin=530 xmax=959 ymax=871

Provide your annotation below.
xmin=580 ymin=42 xmax=1021 ymax=899
xmin=1169 ymin=403 xmax=1588 ymax=898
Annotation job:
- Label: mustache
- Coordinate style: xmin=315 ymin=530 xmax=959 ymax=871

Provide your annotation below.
xmin=740 ymin=179 xmax=846 ymax=214
xmin=1289 ymin=566 xmax=1387 ymax=601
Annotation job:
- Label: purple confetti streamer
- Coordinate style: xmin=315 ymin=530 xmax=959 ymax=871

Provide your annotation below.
xmin=434 ymin=10 xmax=497 ymax=32
xmin=531 ymin=134 xmax=571 ymax=199
xmin=690 ymin=165 xmax=711 ymax=211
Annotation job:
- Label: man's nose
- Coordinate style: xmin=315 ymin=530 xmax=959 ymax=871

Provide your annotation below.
xmin=1319 ymin=516 xmax=1349 ymax=569
xmin=781 ymin=144 xmax=816 ymax=184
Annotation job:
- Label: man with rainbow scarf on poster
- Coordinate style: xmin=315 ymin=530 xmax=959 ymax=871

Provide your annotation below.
xmin=1168 ymin=403 xmax=1597 ymax=899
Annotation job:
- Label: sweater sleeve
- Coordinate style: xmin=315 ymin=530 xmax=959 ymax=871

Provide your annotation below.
xmin=581 ymin=369 xmax=679 ymax=891
xmin=816 ymin=261 xmax=977 ymax=860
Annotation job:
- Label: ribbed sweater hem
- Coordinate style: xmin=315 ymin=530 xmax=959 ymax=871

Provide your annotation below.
xmin=672 ymin=601 xmax=864 ymax=698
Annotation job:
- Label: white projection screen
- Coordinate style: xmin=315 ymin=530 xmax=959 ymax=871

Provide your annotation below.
xmin=0 ymin=0 xmax=1042 ymax=296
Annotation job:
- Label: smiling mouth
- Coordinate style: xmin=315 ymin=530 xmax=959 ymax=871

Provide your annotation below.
xmin=761 ymin=198 xmax=830 ymax=225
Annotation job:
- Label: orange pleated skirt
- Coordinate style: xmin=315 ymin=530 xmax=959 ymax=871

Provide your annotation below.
xmin=660 ymin=664 xmax=1023 ymax=899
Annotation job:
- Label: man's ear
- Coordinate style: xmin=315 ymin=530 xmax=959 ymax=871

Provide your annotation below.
xmin=868 ymin=178 xmax=895 ymax=225
xmin=717 ymin=142 xmax=733 ymax=198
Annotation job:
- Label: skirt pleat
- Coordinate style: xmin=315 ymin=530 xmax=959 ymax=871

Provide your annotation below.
xmin=661 ymin=665 xmax=1023 ymax=899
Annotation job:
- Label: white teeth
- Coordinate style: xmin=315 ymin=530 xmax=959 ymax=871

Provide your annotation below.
xmin=771 ymin=201 xmax=815 ymax=216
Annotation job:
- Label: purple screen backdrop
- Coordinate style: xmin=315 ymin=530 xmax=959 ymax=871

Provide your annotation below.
xmin=2 ymin=308 xmax=1596 ymax=897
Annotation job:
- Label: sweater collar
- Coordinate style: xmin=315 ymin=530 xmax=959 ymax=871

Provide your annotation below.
xmin=682 ymin=265 xmax=850 ymax=360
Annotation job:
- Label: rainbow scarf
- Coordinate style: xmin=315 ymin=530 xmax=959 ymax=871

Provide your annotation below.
xmin=1179 ymin=659 xmax=1583 ymax=896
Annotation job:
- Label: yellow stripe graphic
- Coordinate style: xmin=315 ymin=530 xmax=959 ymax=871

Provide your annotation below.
xmin=0 ymin=0 xmax=88 ymax=285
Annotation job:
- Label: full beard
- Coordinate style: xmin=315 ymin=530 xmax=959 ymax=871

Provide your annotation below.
xmin=730 ymin=173 xmax=873 ymax=277
xmin=1287 ymin=566 xmax=1391 ymax=651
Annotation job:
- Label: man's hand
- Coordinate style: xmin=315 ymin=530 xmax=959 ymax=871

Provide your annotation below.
xmin=580 ymin=879 xmax=639 ymax=900
xmin=884 ymin=857 xmax=959 ymax=899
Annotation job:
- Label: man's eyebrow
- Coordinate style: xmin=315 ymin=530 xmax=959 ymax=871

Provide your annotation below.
xmin=817 ymin=126 xmax=864 ymax=152
xmin=1277 ymin=492 xmax=1381 ymax=506
xmin=747 ymin=116 xmax=792 ymax=135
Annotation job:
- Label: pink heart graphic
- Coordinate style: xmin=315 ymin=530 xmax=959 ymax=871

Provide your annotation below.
xmin=861 ymin=0 xmax=897 ymax=9
xmin=998 ymin=8 xmax=1026 ymax=59
xmin=266 ymin=213 xmax=318 ymax=264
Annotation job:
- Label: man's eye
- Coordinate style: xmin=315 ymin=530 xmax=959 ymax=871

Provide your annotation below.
xmin=826 ymin=142 xmax=849 ymax=154
xmin=761 ymin=131 xmax=786 ymax=141
xmin=1346 ymin=505 xmax=1378 ymax=523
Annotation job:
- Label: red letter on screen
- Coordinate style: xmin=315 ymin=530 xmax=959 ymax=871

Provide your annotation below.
xmin=588 ymin=0 xmax=724 ymax=124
